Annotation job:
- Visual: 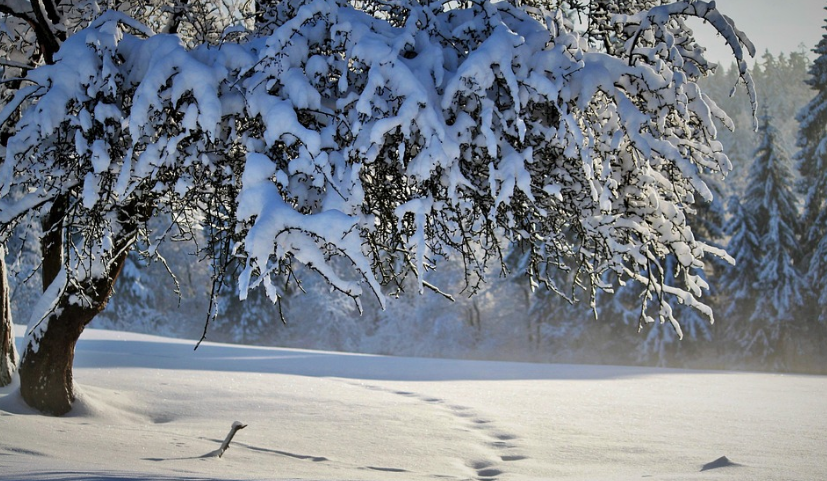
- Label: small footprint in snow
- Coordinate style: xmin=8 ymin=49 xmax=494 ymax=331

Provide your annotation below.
xmin=501 ymin=454 xmax=527 ymax=462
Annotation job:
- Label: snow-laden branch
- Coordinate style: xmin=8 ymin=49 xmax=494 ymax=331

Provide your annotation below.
xmin=615 ymin=0 xmax=757 ymax=128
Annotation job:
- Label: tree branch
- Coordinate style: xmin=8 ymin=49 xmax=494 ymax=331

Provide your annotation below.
xmin=26 ymin=0 xmax=62 ymax=64
xmin=215 ymin=422 xmax=247 ymax=458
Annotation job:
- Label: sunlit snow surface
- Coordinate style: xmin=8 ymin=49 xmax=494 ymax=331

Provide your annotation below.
xmin=1 ymin=326 xmax=825 ymax=480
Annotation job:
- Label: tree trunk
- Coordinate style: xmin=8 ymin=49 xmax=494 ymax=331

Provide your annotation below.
xmin=0 ymin=244 xmax=17 ymax=387
xmin=18 ymin=197 xmax=143 ymax=415
xmin=18 ymin=249 xmax=130 ymax=415
xmin=40 ymin=194 xmax=66 ymax=292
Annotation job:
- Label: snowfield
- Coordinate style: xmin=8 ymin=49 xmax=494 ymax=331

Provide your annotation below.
xmin=1 ymin=326 xmax=826 ymax=481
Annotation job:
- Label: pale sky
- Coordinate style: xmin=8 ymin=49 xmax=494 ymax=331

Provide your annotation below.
xmin=688 ymin=0 xmax=825 ymax=66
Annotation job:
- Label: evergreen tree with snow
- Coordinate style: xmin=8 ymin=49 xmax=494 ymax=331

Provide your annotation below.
xmin=98 ymin=252 xmax=161 ymax=333
xmin=717 ymin=196 xmax=759 ymax=353
xmin=796 ymin=14 xmax=827 ymax=330
xmin=725 ymin=113 xmax=804 ymax=368
xmin=804 ymin=234 xmax=827 ymax=324
xmin=701 ymin=51 xmax=811 ymax=197
xmin=797 ymin=16 xmax=827 ymax=244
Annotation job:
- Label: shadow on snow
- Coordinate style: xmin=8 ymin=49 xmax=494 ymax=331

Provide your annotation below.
xmin=65 ymin=332 xmax=695 ymax=382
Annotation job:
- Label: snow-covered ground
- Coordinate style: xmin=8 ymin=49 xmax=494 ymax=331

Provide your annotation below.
xmin=1 ymin=326 xmax=825 ymax=481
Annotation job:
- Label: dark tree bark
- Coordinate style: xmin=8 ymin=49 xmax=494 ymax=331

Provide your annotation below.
xmin=18 ymin=201 xmax=145 ymax=415
xmin=40 ymin=194 xmax=67 ymax=292
xmin=18 ymin=255 xmax=127 ymax=414
xmin=0 ymin=244 xmax=17 ymax=387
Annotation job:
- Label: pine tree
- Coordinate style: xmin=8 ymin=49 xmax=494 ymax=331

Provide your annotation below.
xmin=98 ymin=252 xmax=160 ymax=333
xmin=796 ymin=14 xmax=827 ymax=251
xmin=717 ymin=196 xmax=758 ymax=360
xmin=796 ymin=14 xmax=827 ymax=330
xmin=732 ymin=113 xmax=804 ymax=368
xmin=702 ymin=54 xmax=810 ymax=198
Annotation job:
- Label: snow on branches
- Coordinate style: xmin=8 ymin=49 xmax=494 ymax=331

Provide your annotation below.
xmin=0 ymin=0 xmax=755 ymax=335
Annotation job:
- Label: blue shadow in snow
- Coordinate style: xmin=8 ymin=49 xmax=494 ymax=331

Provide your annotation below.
xmin=70 ymin=335 xmax=672 ymax=382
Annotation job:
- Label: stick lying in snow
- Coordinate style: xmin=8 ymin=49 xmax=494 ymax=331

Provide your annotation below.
xmin=215 ymin=421 xmax=247 ymax=458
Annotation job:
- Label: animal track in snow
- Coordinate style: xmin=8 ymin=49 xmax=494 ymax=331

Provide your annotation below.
xmin=477 ymin=467 xmax=504 ymax=478
xmin=489 ymin=440 xmax=517 ymax=450
xmin=501 ymin=454 xmax=527 ymax=462
xmin=354 ymin=383 xmax=529 ymax=481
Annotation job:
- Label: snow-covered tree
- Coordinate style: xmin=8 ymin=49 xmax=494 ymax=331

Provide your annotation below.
xmin=701 ymin=51 xmax=810 ymax=197
xmin=796 ymin=14 xmax=827 ymax=322
xmin=749 ymin=116 xmax=804 ymax=311
xmin=97 ymin=251 xmax=161 ymax=332
xmin=805 ymin=234 xmax=827 ymax=324
xmin=0 ymin=0 xmax=252 ymax=413
xmin=796 ymin=23 xmax=827 ymax=236
xmin=0 ymin=0 xmax=756 ymax=414
xmin=722 ymin=113 xmax=804 ymax=367
xmin=717 ymin=195 xmax=758 ymax=344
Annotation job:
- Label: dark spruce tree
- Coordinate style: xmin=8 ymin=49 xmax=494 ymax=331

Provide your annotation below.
xmin=97 ymin=252 xmax=161 ymax=333
xmin=718 ymin=196 xmax=760 ymax=356
xmin=796 ymin=13 xmax=827 ymax=329
xmin=724 ymin=113 xmax=805 ymax=369
xmin=797 ymin=15 xmax=827 ymax=243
